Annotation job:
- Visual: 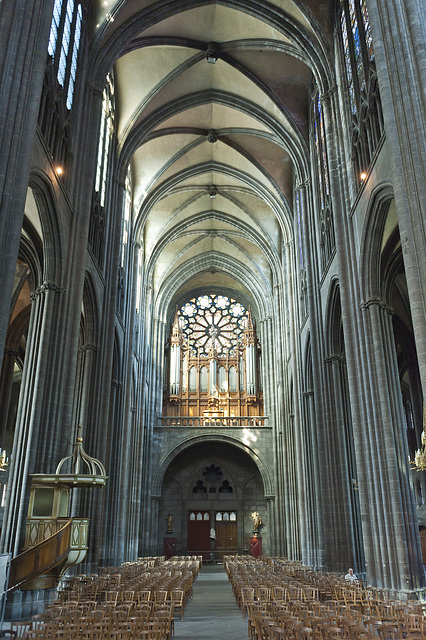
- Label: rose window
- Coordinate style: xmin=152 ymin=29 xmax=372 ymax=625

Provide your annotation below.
xmin=179 ymin=294 xmax=247 ymax=357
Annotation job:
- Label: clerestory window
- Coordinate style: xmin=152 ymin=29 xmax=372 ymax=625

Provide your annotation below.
xmin=89 ymin=73 xmax=115 ymax=266
xmin=338 ymin=0 xmax=383 ymax=184
xmin=95 ymin=73 xmax=115 ymax=208
xmin=312 ymin=91 xmax=335 ymax=270
xmin=48 ymin=0 xmax=83 ymax=110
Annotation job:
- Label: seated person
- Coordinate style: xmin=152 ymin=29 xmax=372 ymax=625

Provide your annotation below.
xmin=344 ymin=567 xmax=358 ymax=582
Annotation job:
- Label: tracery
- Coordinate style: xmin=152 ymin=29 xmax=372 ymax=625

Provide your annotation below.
xmin=338 ymin=0 xmax=384 ymax=184
xmin=162 ymin=294 xmax=263 ymax=421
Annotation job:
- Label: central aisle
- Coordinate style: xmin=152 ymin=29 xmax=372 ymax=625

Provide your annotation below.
xmin=174 ymin=565 xmax=248 ymax=640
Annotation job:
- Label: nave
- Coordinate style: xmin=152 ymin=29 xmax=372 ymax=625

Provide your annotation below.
xmin=8 ymin=556 xmax=426 ymax=639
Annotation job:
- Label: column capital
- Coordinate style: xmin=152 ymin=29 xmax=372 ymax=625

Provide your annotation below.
xmin=79 ymin=343 xmax=101 ymax=353
xmin=360 ymin=297 xmax=394 ymax=315
xmin=4 ymin=347 xmax=19 ymax=357
xmin=320 ymin=85 xmax=338 ymax=103
xmin=30 ymin=281 xmax=65 ymax=300
xmin=295 ymin=178 xmax=311 ymax=191
xmin=87 ymin=83 xmax=104 ymax=100
xmin=324 ymin=354 xmax=345 ymax=365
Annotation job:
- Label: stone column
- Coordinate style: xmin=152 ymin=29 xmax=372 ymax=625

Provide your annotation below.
xmin=302 ymin=389 xmax=324 ymax=568
xmin=297 ymin=180 xmax=326 ymax=569
xmin=73 ymin=343 xmax=101 ymax=431
xmin=324 ymin=354 xmax=364 ymax=573
xmin=0 ymin=281 xmax=65 ymax=556
xmin=0 ymin=348 xmax=19 ymax=442
xmin=366 ymin=0 xmax=426 ymax=395
xmin=359 ymin=297 xmax=424 ymax=593
xmin=0 ymin=0 xmax=55 ymax=369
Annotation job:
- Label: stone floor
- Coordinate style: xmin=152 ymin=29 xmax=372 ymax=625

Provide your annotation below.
xmin=174 ymin=565 xmax=248 ymax=640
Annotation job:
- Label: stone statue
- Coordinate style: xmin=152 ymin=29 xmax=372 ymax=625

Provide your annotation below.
xmin=166 ymin=513 xmax=173 ymax=533
xmin=252 ymin=511 xmax=262 ymax=534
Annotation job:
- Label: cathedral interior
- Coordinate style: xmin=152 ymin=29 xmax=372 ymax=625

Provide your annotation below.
xmin=0 ymin=0 xmax=426 ymax=615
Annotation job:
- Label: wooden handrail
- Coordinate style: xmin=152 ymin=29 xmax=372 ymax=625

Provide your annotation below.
xmin=8 ymin=518 xmax=72 ymax=593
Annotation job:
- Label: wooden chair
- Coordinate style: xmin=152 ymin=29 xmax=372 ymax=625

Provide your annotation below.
xmin=376 ymin=623 xmax=401 ymax=640
xmin=170 ymin=589 xmax=184 ymax=620
xmin=241 ymin=587 xmax=256 ymax=616
xmin=10 ymin=622 xmax=31 ymax=638
xmin=402 ymin=613 xmax=424 ymax=640
xmin=104 ymin=590 xmax=119 ymax=606
xmin=119 ymin=589 xmax=135 ymax=603
xmin=136 ymin=590 xmax=151 ymax=604
xmin=86 ymin=609 xmax=105 ymax=621
xmin=153 ymin=589 xmax=168 ymax=603
xmin=257 ymin=586 xmax=271 ymax=602
xmin=22 ymin=632 xmax=42 ymax=640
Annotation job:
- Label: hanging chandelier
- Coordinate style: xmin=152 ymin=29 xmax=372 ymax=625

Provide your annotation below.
xmin=0 ymin=450 xmax=8 ymax=472
xmin=410 ymin=405 xmax=426 ymax=471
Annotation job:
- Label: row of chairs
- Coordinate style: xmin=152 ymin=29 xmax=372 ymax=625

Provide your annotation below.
xmin=225 ymin=556 xmax=426 ymax=640
xmin=17 ymin=555 xmax=201 ymax=640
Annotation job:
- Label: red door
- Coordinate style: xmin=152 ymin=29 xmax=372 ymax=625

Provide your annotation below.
xmin=187 ymin=511 xmax=211 ymax=561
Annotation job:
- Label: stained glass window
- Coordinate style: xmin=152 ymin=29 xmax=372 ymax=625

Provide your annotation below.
xmin=339 ymin=0 xmax=382 ymax=185
xmin=312 ymin=89 xmax=335 ymax=270
xmin=349 ymin=0 xmax=365 ymax=91
xmin=360 ymin=0 xmax=374 ymax=60
xmin=121 ymin=164 xmax=131 ymax=268
xmin=95 ymin=73 xmax=115 ymax=207
xmin=340 ymin=0 xmax=375 ymax=109
xmin=313 ymin=94 xmax=331 ymax=212
xmin=179 ymin=294 xmax=248 ymax=357
xmin=47 ymin=0 xmax=83 ymax=109
xmin=66 ymin=5 xmax=82 ymax=109
xmin=296 ymin=191 xmax=304 ymax=268
xmin=48 ymin=0 xmax=62 ymax=57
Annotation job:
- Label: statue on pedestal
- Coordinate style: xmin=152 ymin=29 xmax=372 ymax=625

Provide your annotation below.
xmin=166 ymin=513 xmax=173 ymax=534
xmin=252 ymin=511 xmax=262 ymax=536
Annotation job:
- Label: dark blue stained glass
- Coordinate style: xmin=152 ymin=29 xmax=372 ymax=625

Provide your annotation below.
xmin=341 ymin=9 xmax=357 ymax=113
xmin=349 ymin=0 xmax=366 ymax=90
xmin=361 ymin=0 xmax=374 ymax=60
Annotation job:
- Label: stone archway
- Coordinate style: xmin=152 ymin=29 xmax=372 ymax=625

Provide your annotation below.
xmin=158 ymin=441 xmax=267 ymax=561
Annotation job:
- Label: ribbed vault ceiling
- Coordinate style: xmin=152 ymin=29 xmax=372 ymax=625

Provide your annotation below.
xmin=90 ymin=1 xmax=334 ymax=317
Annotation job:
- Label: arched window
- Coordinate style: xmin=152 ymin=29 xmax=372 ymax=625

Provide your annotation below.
xmin=312 ymin=92 xmax=335 ymax=270
xmin=117 ymin=164 xmax=132 ymax=318
xmin=48 ymin=0 xmax=83 ymax=110
xmin=295 ymin=189 xmax=308 ymax=319
xmin=339 ymin=0 xmax=383 ymax=183
xmin=89 ymin=73 xmax=115 ymax=266
xmin=95 ymin=73 xmax=115 ymax=208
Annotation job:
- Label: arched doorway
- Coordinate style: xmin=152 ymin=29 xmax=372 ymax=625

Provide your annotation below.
xmin=159 ymin=441 xmax=267 ymax=561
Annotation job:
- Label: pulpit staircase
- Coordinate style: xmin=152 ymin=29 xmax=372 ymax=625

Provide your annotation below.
xmin=6 ymin=428 xmax=106 ymax=593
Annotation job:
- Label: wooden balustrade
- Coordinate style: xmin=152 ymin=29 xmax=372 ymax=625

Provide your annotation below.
xmin=8 ymin=519 xmax=73 ymax=593
xmin=157 ymin=416 xmax=269 ymax=427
